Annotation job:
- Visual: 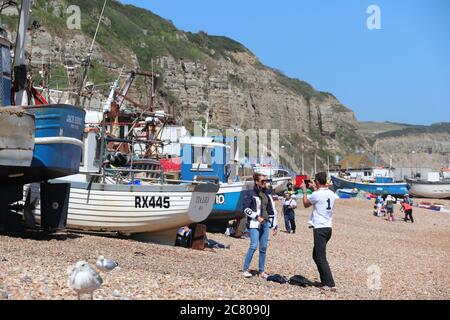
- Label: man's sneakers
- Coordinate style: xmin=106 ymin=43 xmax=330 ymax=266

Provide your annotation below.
xmin=242 ymin=270 xmax=253 ymax=278
xmin=259 ymin=272 xmax=270 ymax=280
xmin=319 ymin=286 xmax=337 ymax=292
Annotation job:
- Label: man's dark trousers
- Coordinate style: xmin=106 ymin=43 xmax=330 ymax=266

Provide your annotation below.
xmin=313 ymin=227 xmax=335 ymax=287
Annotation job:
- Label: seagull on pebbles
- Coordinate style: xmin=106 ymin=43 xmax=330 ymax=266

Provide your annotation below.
xmin=96 ymin=256 xmax=119 ymax=273
xmin=69 ymin=261 xmax=103 ymax=300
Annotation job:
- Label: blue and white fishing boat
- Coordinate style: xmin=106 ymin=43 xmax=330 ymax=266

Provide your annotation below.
xmin=1 ymin=0 xmax=84 ymax=231
xmin=180 ymin=136 xmax=251 ymax=226
xmin=24 ymin=105 xmax=85 ymax=181
xmin=0 ymin=0 xmax=85 ymax=183
xmin=331 ymin=175 xmax=408 ymax=196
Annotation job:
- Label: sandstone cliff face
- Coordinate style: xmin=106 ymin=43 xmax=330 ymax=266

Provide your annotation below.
xmin=1 ymin=0 xmax=368 ymax=172
xmin=373 ymin=132 xmax=450 ymax=170
xmin=155 ymin=54 xmax=365 ymax=170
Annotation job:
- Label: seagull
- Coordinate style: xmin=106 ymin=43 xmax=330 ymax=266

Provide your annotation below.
xmin=96 ymin=256 xmax=119 ymax=273
xmin=69 ymin=261 xmax=103 ymax=300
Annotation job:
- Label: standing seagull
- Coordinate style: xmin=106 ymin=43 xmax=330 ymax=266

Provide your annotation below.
xmin=96 ymin=256 xmax=119 ymax=273
xmin=69 ymin=261 xmax=103 ymax=300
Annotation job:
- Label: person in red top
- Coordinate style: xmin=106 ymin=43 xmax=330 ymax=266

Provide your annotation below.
xmin=401 ymin=196 xmax=414 ymax=223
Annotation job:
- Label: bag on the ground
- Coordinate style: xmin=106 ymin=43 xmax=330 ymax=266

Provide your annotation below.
xmin=288 ymin=275 xmax=314 ymax=287
xmin=266 ymin=274 xmax=288 ymax=284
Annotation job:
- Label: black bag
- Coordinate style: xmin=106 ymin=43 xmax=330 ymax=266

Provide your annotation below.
xmin=288 ymin=275 xmax=314 ymax=287
xmin=266 ymin=274 xmax=288 ymax=284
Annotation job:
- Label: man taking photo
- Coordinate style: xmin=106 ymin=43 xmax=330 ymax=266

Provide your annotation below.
xmin=300 ymin=172 xmax=336 ymax=292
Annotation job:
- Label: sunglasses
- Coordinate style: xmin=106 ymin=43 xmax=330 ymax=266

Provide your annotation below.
xmin=259 ymin=179 xmax=267 ymax=184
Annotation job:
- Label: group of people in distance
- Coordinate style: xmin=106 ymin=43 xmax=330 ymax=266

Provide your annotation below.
xmin=241 ymin=172 xmax=337 ymax=292
xmin=374 ymin=194 xmax=415 ymax=223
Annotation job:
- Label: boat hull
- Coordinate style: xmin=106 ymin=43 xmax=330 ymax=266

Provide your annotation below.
xmin=272 ymin=177 xmax=291 ymax=194
xmin=332 ymin=175 xmax=408 ymax=196
xmin=336 ymin=189 xmax=359 ymax=198
xmin=406 ymin=179 xmax=450 ymax=199
xmin=207 ymin=181 xmax=252 ymax=221
xmin=24 ymin=104 xmax=85 ymax=180
xmin=24 ymin=180 xmax=219 ymax=235
xmin=0 ymin=107 xmax=35 ymax=184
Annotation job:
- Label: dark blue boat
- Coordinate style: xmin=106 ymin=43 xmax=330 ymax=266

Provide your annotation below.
xmin=332 ymin=175 xmax=408 ymax=196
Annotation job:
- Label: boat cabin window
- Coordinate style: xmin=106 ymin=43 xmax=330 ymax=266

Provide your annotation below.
xmin=191 ymin=146 xmax=213 ymax=171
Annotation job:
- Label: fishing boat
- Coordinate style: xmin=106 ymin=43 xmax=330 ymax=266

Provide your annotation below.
xmin=336 ymin=188 xmax=359 ymax=198
xmin=24 ymin=177 xmax=218 ymax=244
xmin=253 ymin=166 xmax=292 ymax=194
xmin=180 ymin=136 xmax=252 ymax=231
xmin=1 ymin=0 xmax=85 ymax=233
xmin=1 ymin=0 xmax=85 ymax=183
xmin=331 ymin=175 xmax=408 ymax=196
xmin=23 ymin=81 xmax=218 ymax=244
xmin=0 ymin=107 xmax=35 ymax=183
xmin=24 ymin=104 xmax=85 ymax=180
xmin=406 ymin=178 xmax=450 ymax=199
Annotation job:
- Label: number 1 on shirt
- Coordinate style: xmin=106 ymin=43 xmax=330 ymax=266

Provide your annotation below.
xmin=327 ymin=198 xmax=332 ymax=210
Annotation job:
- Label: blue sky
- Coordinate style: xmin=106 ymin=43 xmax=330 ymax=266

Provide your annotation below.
xmin=121 ymin=0 xmax=450 ymax=125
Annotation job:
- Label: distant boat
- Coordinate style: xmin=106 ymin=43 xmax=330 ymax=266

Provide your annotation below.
xmin=331 ymin=175 xmax=408 ymax=196
xmin=406 ymin=178 xmax=450 ymax=199
xmin=336 ymin=189 xmax=359 ymax=198
xmin=253 ymin=166 xmax=291 ymax=194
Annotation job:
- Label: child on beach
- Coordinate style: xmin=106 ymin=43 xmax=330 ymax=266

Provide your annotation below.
xmin=374 ymin=195 xmax=384 ymax=217
xmin=401 ymin=195 xmax=414 ymax=223
xmin=385 ymin=195 xmax=396 ymax=222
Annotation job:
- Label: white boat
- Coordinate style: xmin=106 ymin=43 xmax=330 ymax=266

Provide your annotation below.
xmin=24 ymin=178 xmax=218 ymax=244
xmin=253 ymin=166 xmax=292 ymax=194
xmin=406 ymin=178 xmax=450 ymax=199
xmin=22 ymin=109 xmax=219 ymax=245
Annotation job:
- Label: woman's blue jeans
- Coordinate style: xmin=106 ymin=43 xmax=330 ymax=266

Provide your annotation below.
xmin=243 ymin=223 xmax=271 ymax=273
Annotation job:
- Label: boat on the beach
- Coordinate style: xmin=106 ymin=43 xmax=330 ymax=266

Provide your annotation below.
xmin=1 ymin=1 xmax=84 ymax=232
xmin=24 ymin=177 xmax=218 ymax=244
xmin=179 ymin=136 xmax=252 ymax=229
xmin=0 ymin=107 xmax=35 ymax=183
xmin=23 ymin=109 xmax=219 ymax=244
xmin=336 ymin=188 xmax=359 ymax=198
xmin=1 ymin=20 xmax=85 ymax=185
xmin=24 ymin=104 xmax=85 ymax=181
xmin=331 ymin=175 xmax=408 ymax=196
xmin=253 ymin=166 xmax=291 ymax=194
xmin=406 ymin=178 xmax=450 ymax=199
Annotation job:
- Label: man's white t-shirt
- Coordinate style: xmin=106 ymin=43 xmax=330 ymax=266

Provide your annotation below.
xmin=309 ymin=188 xmax=336 ymax=229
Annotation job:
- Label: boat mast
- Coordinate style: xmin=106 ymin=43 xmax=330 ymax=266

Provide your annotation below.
xmin=12 ymin=0 xmax=31 ymax=106
xmin=75 ymin=0 xmax=108 ymax=106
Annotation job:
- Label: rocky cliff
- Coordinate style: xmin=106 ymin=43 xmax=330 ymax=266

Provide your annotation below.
xmin=358 ymin=122 xmax=450 ymax=171
xmin=1 ymin=0 xmax=369 ymax=172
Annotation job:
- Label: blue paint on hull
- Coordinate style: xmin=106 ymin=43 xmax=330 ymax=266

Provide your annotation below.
xmin=210 ymin=190 xmax=243 ymax=220
xmin=25 ymin=105 xmax=85 ymax=180
xmin=332 ymin=176 xmax=408 ymax=196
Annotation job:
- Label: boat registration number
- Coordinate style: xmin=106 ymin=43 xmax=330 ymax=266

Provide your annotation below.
xmin=215 ymin=194 xmax=225 ymax=205
xmin=135 ymin=196 xmax=170 ymax=209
